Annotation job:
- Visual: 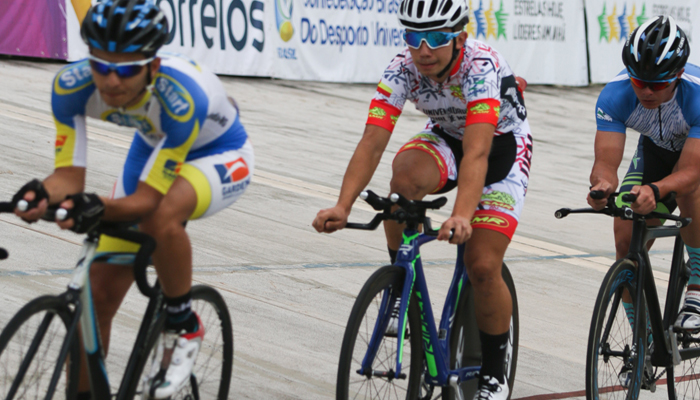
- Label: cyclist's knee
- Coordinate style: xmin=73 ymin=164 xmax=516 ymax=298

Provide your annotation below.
xmin=141 ymin=212 xmax=186 ymax=241
xmin=465 ymin=258 xmax=503 ymax=291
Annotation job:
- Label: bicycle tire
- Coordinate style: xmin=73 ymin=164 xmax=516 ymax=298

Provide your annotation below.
xmin=441 ymin=263 xmax=519 ymax=400
xmin=586 ymin=258 xmax=647 ymax=400
xmin=0 ymin=295 xmax=80 ymax=400
xmin=666 ymin=262 xmax=700 ymax=400
xmin=336 ymin=265 xmax=423 ymax=400
xmin=135 ymin=285 xmax=234 ymax=400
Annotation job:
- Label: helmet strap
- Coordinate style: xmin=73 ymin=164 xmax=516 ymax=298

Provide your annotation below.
xmin=436 ymin=40 xmax=459 ymax=80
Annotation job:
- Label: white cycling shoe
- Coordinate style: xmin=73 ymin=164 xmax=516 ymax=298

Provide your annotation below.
xmin=675 ymin=291 xmax=700 ymax=331
xmin=473 ymin=375 xmax=509 ymax=400
xmin=146 ymin=313 xmax=205 ymax=399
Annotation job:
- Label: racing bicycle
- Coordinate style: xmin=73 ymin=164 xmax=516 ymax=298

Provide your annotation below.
xmin=336 ymin=190 xmax=518 ymax=400
xmin=556 ymin=191 xmax=700 ymax=400
xmin=0 ymin=200 xmax=233 ymax=399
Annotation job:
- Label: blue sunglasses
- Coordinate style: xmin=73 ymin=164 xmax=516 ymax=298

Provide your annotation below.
xmin=403 ymin=31 xmax=460 ymax=49
xmin=88 ymin=55 xmax=154 ymax=78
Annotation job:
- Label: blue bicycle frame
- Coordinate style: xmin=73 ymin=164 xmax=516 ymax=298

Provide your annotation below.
xmin=358 ymin=228 xmax=478 ymax=387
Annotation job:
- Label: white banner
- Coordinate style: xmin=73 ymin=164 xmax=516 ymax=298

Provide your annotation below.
xmin=269 ymin=0 xmax=406 ymax=82
xmin=586 ymin=0 xmax=699 ymax=83
xmin=154 ymin=0 xmax=275 ymax=76
xmin=463 ymin=0 xmax=589 ymax=86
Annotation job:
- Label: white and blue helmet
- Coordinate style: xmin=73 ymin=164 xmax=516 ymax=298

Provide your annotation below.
xmin=398 ymin=0 xmax=470 ymax=32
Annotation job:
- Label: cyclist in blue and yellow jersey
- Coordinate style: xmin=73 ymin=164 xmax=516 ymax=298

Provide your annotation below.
xmin=313 ymin=0 xmax=532 ymax=397
xmin=587 ymin=15 xmax=700 ymax=384
xmin=11 ymin=0 xmax=253 ymax=398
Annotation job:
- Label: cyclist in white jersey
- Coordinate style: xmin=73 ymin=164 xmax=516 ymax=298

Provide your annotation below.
xmin=11 ymin=0 xmax=253 ymax=398
xmin=587 ymin=15 xmax=700 ymax=385
xmin=313 ymin=0 xmax=532 ymax=397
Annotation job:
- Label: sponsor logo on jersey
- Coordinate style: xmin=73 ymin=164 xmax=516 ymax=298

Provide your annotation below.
xmin=597 ymin=107 xmax=613 ymax=122
xmin=163 ymin=159 xmax=182 ymax=181
xmin=482 ymin=200 xmax=514 ymax=211
xmin=155 ymin=75 xmax=194 ymax=121
xmin=368 ymin=107 xmax=387 ymax=119
xmin=390 ymin=115 xmax=399 ymax=125
xmin=450 ymin=85 xmax=465 ymax=101
xmin=482 ymin=190 xmax=516 ymax=205
xmin=215 ymin=157 xmax=251 ymax=199
xmin=103 ymin=111 xmax=156 ymax=135
xmin=54 ymin=61 xmax=93 ymax=95
xmin=55 ymin=135 xmax=68 ymax=154
xmin=469 ymin=103 xmax=492 ymax=114
xmin=471 ymin=214 xmax=509 ymax=228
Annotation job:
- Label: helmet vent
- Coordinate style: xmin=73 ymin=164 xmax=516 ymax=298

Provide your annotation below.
xmin=417 ymin=1 xmax=425 ymax=18
xmin=441 ymin=0 xmax=453 ymax=15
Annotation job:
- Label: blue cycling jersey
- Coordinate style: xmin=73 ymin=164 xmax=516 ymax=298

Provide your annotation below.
xmin=51 ymin=52 xmax=247 ymax=195
xmin=595 ymin=63 xmax=700 ymax=152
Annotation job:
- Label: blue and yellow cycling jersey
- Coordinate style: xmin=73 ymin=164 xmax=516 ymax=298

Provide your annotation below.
xmin=51 ymin=52 xmax=247 ymax=195
xmin=595 ymin=63 xmax=700 ymax=152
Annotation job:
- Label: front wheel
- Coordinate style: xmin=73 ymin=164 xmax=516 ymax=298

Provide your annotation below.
xmin=442 ymin=263 xmax=519 ymax=400
xmin=586 ymin=259 xmax=646 ymax=400
xmin=0 ymin=295 xmax=80 ymax=400
xmin=336 ymin=265 xmax=423 ymax=400
xmin=137 ymin=285 xmax=234 ymax=399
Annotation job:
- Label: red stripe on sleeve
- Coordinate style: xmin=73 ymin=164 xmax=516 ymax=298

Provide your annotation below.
xmin=466 ymin=99 xmax=501 ymax=127
xmin=366 ymin=99 xmax=401 ymax=133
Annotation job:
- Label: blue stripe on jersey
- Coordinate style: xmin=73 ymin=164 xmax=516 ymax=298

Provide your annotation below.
xmin=154 ymin=65 xmax=209 ymax=150
xmin=595 ymin=72 xmax=636 ymax=134
xmin=52 ymin=60 xmax=96 ymax=127
xmin=186 ymin=115 xmax=248 ymax=160
xmin=121 ymin=133 xmax=152 ymax=196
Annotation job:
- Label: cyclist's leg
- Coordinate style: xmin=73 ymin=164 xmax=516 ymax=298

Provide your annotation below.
xmin=674 ymin=175 xmax=700 ymax=329
xmin=142 ymin=141 xmax=253 ymax=398
xmin=384 ymin=130 xmax=457 ymax=252
xmin=466 ymin=127 xmax=530 ymax=396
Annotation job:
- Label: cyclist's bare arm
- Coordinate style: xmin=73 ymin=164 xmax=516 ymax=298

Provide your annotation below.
xmin=313 ymin=124 xmax=391 ymax=233
xmin=15 ymin=167 xmax=85 ymax=221
xmin=588 ymin=130 xmax=625 ymax=209
xmin=439 ymin=122 xmax=494 ymax=244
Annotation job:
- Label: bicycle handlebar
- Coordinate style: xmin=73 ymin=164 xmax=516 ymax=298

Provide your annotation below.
xmin=0 ymin=201 xmax=159 ymax=298
xmin=345 ymin=190 xmax=449 ymax=237
xmin=555 ymin=191 xmax=691 ymax=228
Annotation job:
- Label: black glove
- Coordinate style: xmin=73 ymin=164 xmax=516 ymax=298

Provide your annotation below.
xmin=63 ymin=193 xmax=105 ymax=233
xmin=12 ymin=179 xmax=49 ymax=210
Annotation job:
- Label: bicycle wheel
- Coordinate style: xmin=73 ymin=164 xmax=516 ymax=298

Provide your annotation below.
xmin=442 ymin=263 xmax=519 ymax=400
xmin=586 ymin=259 xmax=647 ymax=400
xmin=137 ymin=285 xmax=234 ymax=399
xmin=0 ymin=295 xmax=80 ymax=399
xmin=337 ymin=265 xmax=423 ymax=400
xmin=667 ymin=262 xmax=700 ymax=400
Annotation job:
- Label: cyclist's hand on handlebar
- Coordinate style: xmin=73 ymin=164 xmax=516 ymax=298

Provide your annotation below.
xmin=13 ymin=179 xmax=49 ymax=223
xmin=439 ymin=215 xmax=471 ymax=244
xmin=313 ymin=205 xmax=348 ymax=233
xmin=14 ymin=190 xmax=48 ymax=223
xmin=587 ymin=181 xmax=614 ymax=210
xmin=629 ymin=185 xmax=657 ymax=215
xmin=56 ymin=193 xmax=105 ymax=233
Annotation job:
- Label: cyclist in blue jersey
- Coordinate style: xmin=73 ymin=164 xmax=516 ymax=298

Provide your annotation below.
xmin=588 ymin=15 xmax=700 ymax=383
xmin=11 ymin=0 xmax=253 ymax=398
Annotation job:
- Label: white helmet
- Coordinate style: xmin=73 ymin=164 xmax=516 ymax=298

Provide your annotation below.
xmin=398 ymin=0 xmax=470 ymax=31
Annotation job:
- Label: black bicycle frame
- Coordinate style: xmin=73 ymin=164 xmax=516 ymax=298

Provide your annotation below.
xmin=626 ymin=215 xmax=700 ymax=367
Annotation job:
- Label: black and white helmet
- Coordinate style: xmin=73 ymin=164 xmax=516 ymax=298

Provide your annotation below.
xmin=622 ymin=15 xmax=689 ymax=81
xmin=398 ymin=0 xmax=470 ymax=31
